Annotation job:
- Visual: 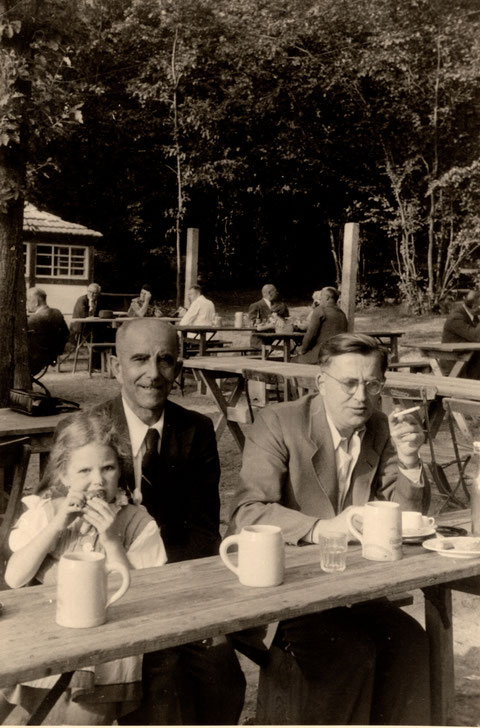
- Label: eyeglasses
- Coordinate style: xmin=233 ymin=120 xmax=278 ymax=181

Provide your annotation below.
xmin=322 ymin=370 xmax=384 ymax=396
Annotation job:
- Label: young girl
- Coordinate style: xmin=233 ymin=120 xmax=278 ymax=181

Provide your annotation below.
xmin=0 ymin=411 xmax=167 ymax=725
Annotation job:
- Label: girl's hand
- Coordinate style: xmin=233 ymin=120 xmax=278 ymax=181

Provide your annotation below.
xmin=82 ymin=496 xmax=117 ymax=541
xmin=50 ymin=494 xmax=86 ymax=533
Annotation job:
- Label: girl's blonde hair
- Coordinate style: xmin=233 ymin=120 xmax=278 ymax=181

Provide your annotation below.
xmin=37 ymin=410 xmax=132 ymax=499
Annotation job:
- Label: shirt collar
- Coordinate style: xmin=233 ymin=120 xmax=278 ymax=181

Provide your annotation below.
xmin=324 ymin=407 xmax=366 ymax=449
xmin=262 ymin=297 xmax=272 ymax=308
xmin=122 ymin=397 xmax=165 ymax=458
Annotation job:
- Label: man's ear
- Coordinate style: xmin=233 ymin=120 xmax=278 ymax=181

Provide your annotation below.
xmin=316 ymin=371 xmax=325 ymax=395
xmin=110 ymin=356 xmax=122 ymax=383
xmin=174 ymin=358 xmax=183 ymax=380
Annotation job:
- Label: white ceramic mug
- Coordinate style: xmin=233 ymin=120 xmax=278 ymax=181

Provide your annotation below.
xmin=402 ymin=511 xmax=435 ymax=532
xmin=220 ymin=525 xmax=285 ymax=587
xmin=346 ymin=501 xmax=403 ymax=561
xmin=56 ymin=552 xmax=130 ymax=628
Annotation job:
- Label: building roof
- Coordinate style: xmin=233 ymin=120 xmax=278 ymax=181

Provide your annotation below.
xmin=24 ymin=203 xmax=102 ymax=238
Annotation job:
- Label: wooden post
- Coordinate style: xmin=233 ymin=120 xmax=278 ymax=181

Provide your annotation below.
xmin=184 ymin=228 xmax=199 ymax=307
xmin=340 ymin=223 xmax=359 ymax=331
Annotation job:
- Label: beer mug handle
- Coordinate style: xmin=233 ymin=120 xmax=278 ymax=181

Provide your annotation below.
xmin=346 ymin=507 xmax=364 ymax=544
xmin=219 ymin=535 xmax=240 ymax=577
xmin=106 ymin=561 xmax=131 ymax=607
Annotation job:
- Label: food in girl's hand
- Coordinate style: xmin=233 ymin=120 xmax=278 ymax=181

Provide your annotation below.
xmin=79 ymin=488 xmax=107 ymax=535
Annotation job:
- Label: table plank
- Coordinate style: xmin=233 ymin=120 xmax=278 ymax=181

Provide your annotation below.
xmin=1 ymin=532 xmax=480 ymax=688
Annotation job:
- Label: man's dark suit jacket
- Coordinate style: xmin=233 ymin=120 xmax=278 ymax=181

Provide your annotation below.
xmin=297 ymin=302 xmax=348 ymax=364
xmin=248 ymin=298 xmax=289 ymax=349
xmin=442 ymin=303 xmax=480 ymax=377
xmin=93 ymin=396 xmax=222 ymax=563
xmin=27 ymin=306 xmax=69 ymax=376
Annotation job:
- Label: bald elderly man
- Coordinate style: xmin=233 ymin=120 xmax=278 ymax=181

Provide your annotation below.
xmin=93 ymin=318 xmax=245 ymax=725
xmin=248 ymin=283 xmax=289 ymax=350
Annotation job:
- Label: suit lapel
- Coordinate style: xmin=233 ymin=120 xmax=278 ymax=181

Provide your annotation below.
xmin=308 ymin=397 xmax=338 ymax=515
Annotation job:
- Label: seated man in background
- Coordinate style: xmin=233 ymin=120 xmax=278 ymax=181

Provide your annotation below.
xmin=179 ymin=284 xmax=215 ymax=325
xmin=230 ymin=333 xmax=430 ymax=725
xmin=128 ymin=284 xmax=164 ymax=318
xmin=70 ymin=282 xmax=102 ymax=337
xmin=27 ymin=287 xmax=69 ymax=376
xmin=442 ymin=290 xmax=480 ymax=377
xmin=296 ymin=286 xmax=348 ymax=364
xmin=248 ymin=283 xmax=289 ymax=349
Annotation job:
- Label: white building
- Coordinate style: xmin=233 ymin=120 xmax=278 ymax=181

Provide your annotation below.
xmin=24 ymin=203 xmax=102 ymax=322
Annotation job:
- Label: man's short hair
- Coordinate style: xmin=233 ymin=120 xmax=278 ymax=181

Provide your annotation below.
xmin=87 ymin=283 xmax=101 ymax=294
xmin=322 ymin=286 xmax=340 ymax=303
xmin=190 ymin=284 xmax=202 ymax=294
xmin=318 ymin=333 xmax=389 ymax=375
xmin=141 ymin=283 xmax=152 ymax=292
xmin=28 ymin=286 xmax=47 ymax=304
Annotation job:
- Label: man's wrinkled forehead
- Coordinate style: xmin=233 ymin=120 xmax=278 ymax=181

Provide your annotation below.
xmin=117 ymin=320 xmax=178 ymax=357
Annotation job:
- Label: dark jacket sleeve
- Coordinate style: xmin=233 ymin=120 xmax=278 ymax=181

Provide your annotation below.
xmin=442 ymin=308 xmax=480 ymax=343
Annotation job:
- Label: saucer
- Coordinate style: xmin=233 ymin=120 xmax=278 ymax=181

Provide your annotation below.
xmin=402 ymin=526 xmax=436 ymax=543
xmin=423 ymin=536 xmax=480 ymax=558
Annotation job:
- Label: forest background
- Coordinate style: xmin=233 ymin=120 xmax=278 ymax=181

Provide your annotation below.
xmin=0 ymin=0 xmax=480 ymax=401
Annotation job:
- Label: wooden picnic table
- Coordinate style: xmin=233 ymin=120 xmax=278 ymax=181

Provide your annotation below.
xmin=254 ymin=331 xmax=305 ymax=362
xmin=402 ymin=341 xmax=480 ymax=377
xmin=175 ymin=325 xmax=255 ymax=359
xmin=0 ymin=408 xmax=70 ymax=483
xmin=0 ymin=509 xmax=477 ymax=725
xmin=357 ymin=330 xmax=404 ymax=361
xmin=184 ymin=356 xmax=480 ymax=451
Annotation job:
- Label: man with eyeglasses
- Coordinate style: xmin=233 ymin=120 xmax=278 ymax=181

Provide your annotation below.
xmin=230 ymin=333 xmax=430 ymax=725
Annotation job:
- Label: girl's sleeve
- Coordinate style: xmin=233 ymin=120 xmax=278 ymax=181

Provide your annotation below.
xmin=8 ymin=496 xmax=53 ymax=552
xmin=126 ymin=520 xmax=167 ymax=569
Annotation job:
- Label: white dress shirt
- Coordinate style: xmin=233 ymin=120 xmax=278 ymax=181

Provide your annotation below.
xmin=180 ymin=295 xmax=215 ymax=325
xmin=122 ymin=397 xmax=165 ymax=504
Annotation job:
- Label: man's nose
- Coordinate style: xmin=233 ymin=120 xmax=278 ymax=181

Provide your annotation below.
xmin=352 ymin=382 xmax=368 ymax=400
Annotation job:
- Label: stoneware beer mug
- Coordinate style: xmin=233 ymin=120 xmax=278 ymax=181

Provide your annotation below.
xmin=220 ymin=525 xmax=285 ymax=587
xmin=234 ymin=311 xmax=244 ymax=328
xmin=346 ymin=501 xmax=403 ymax=561
xmin=56 ymin=551 xmax=130 ymax=628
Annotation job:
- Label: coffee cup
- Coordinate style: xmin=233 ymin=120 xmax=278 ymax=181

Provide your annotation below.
xmin=220 ymin=525 xmax=285 ymax=587
xmin=56 ymin=552 xmax=130 ymax=628
xmin=346 ymin=501 xmax=402 ymax=561
xmin=402 ymin=511 xmax=435 ymax=533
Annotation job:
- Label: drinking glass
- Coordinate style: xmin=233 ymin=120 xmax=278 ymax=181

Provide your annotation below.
xmin=319 ymin=531 xmax=348 ymax=573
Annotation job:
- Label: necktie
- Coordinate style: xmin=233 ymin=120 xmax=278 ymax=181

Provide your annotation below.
xmin=141 ymin=428 xmax=160 ymax=513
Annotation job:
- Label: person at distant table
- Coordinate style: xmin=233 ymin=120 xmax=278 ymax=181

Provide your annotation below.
xmin=296 ymin=287 xmax=348 ymax=364
xmin=248 ymin=284 xmax=289 ymax=349
xmin=128 ymin=284 xmax=164 ymax=318
xmin=26 ymin=287 xmax=69 ymax=376
xmin=70 ymin=282 xmax=103 ymax=337
xmin=229 ymin=332 xmax=431 ymax=725
xmin=442 ymin=290 xmax=480 ymax=377
xmin=179 ymin=284 xmax=215 ymax=326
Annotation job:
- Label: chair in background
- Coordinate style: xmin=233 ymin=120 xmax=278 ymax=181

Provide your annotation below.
xmin=441 ymin=397 xmax=480 ymax=509
xmin=0 ymin=437 xmax=31 ymax=589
